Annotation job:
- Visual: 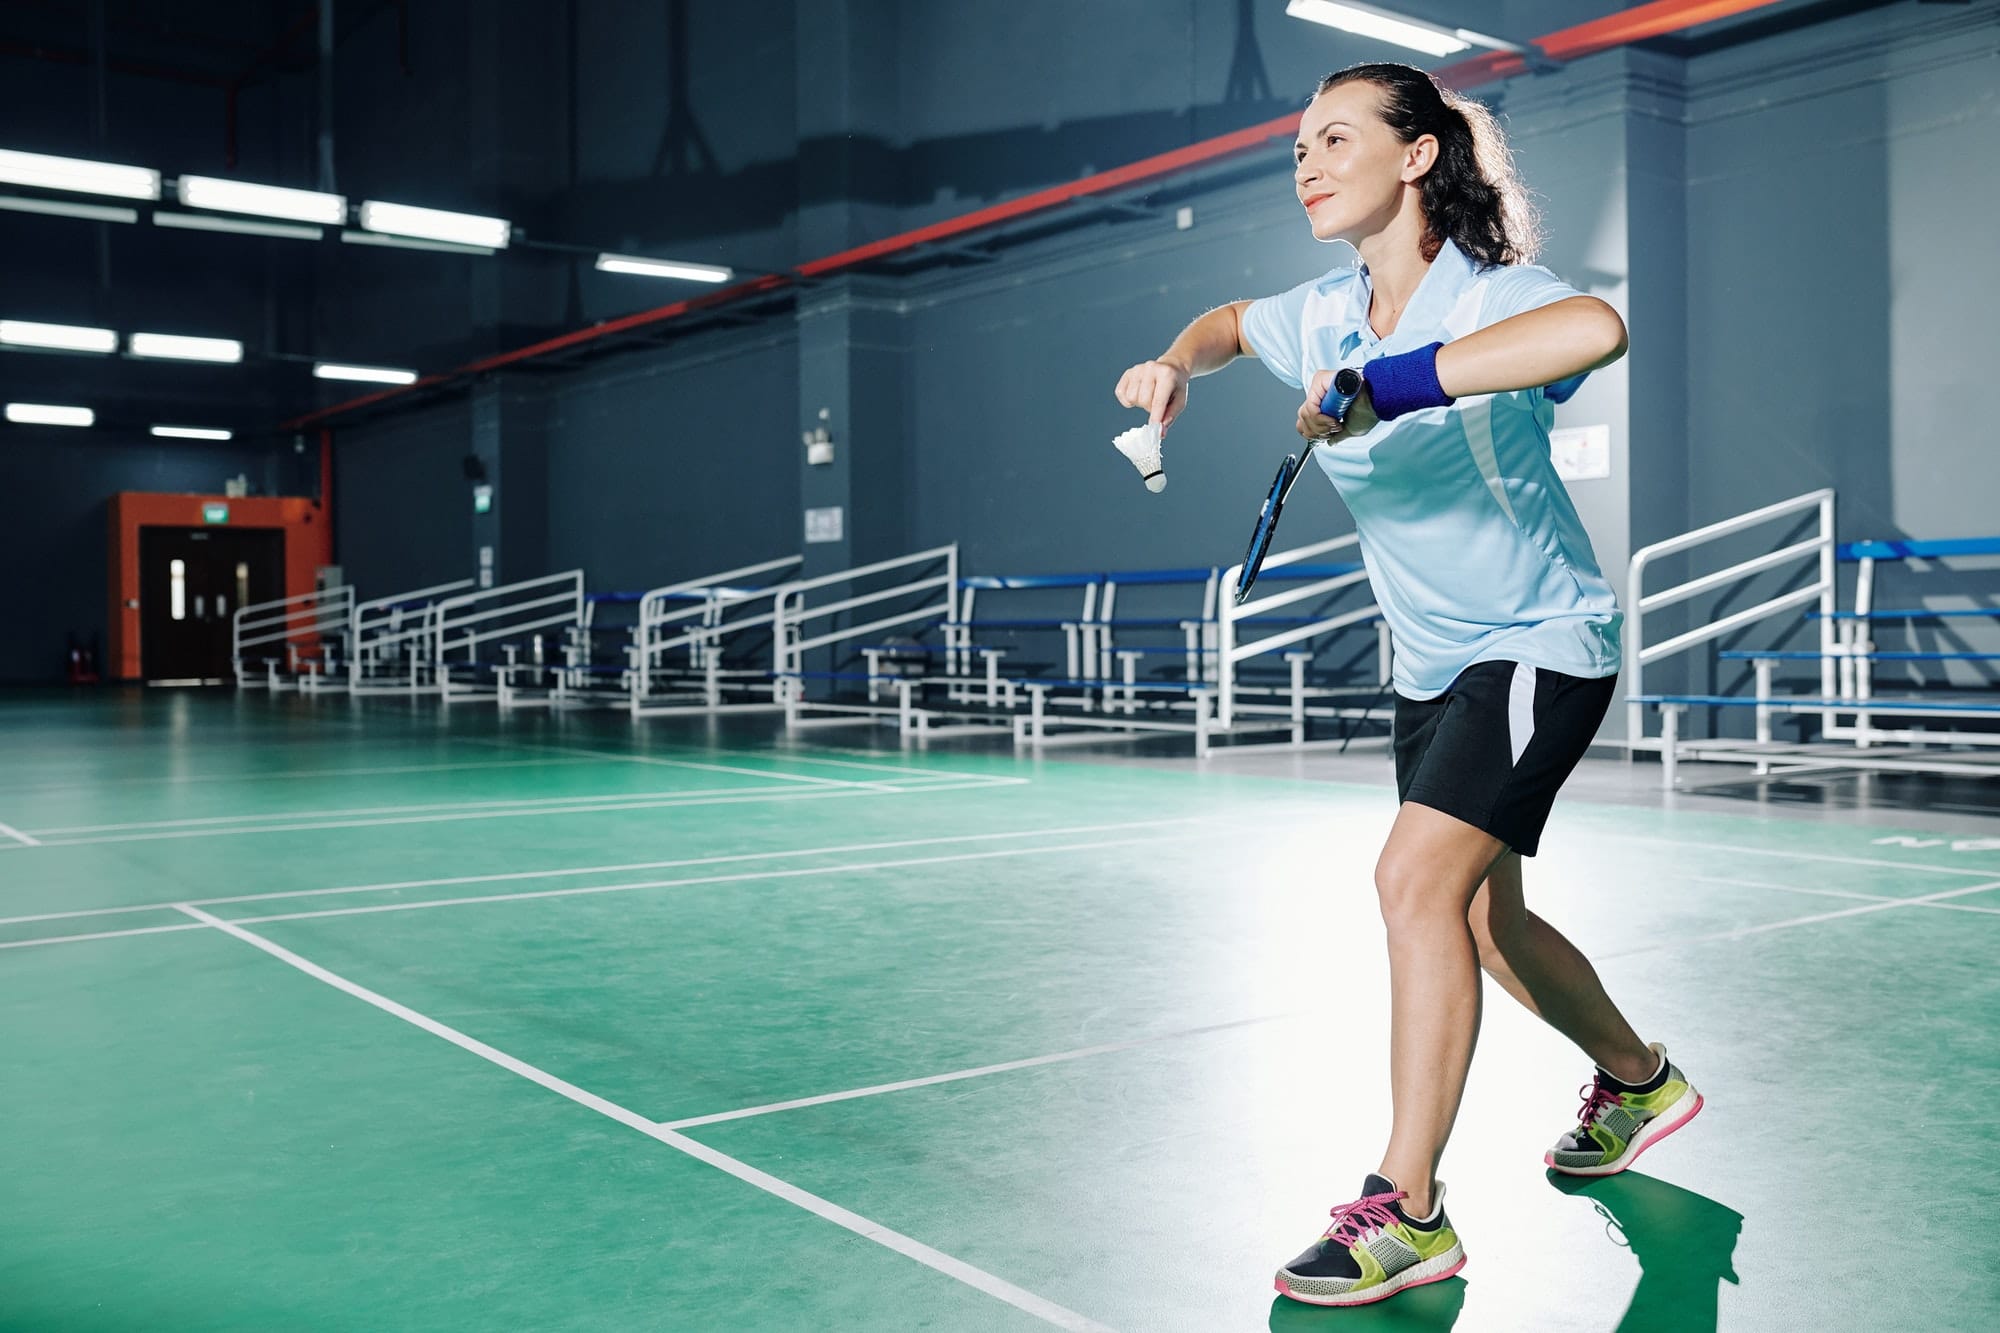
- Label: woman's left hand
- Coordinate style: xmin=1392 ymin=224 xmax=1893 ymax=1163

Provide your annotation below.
xmin=1298 ymin=369 xmax=1378 ymax=443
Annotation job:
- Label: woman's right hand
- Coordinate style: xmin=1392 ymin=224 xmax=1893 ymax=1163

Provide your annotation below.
xmin=1114 ymin=358 xmax=1191 ymax=433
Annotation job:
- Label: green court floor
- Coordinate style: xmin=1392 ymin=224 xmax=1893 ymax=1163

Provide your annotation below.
xmin=3 ymin=690 xmax=1996 ymax=1331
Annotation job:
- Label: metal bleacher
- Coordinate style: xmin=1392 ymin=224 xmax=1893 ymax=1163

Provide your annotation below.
xmin=1627 ymin=488 xmax=2000 ymax=787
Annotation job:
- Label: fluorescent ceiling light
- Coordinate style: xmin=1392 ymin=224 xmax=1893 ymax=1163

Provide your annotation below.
xmin=176 ymin=175 xmax=347 ymax=225
xmin=0 ymin=194 xmax=139 ymax=223
xmin=5 ymin=402 xmax=94 ymax=427
xmin=359 ymin=201 xmax=511 ymax=250
xmin=314 ymin=362 xmax=418 ymax=385
xmin=0 ymin=148 xmax=160 ymax=200
xmin=0 ymin=320 xmax=118 ymax=354
xmin=129 ymin=332 xmax=244 ymax=363
xmin=1285 ymin=1 xmax=1471 ymax=57
xmin=151 ymin=425 xmax=234 ymax=440
xmin=595 ymin=253 xmax=734 ymax=283
xmin=339 ymin=229 xmax=495 ymax=256
xmin=153 ymin=210 xmax=325 ymax=241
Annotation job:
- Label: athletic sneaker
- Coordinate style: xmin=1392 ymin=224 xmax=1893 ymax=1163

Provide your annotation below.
xmin=1545 ymin=1041 xmax=1704 ymax=1176
xmin=1273 ymin=1174 xmax=1466 ymax=1307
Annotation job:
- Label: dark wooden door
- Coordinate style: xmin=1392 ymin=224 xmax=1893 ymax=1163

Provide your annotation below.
xmin=139 ymin=526 xmax=286 ymax=681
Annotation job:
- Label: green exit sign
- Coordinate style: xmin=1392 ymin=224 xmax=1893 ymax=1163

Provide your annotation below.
xmin=202 ymin=502 xmax=230 ymax=525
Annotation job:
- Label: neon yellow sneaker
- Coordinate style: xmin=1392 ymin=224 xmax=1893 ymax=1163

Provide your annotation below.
xmin=1273 ymin=1174 xmax=1466 ymax=1307
xmin=1546 ymin=1042 xmax=1704 ymax=1176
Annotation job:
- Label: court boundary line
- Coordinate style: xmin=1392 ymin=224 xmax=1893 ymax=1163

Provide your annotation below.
xmin=1601 ymin=877 xmax=2000 ymax=959
xmin=0 ymin=831 xmax=1220 ymax=950
xmin=659 ymin=1014 xmax=1287 ymax=1130
xmin=466 ymin=738 xmax=917 ymax=793
xmin=0 ymin=821 xmax=40 ymax=847
xmin=171 ymin=904 xmax=1119 ymax=1333
xmin=1690 ymin=873 xmax=2000 ymax=915
xmin=0 ymin=755 xmax=610 ymax=797
xmin=0 ymin=816 xmax=1226 ymax=928
xmin=0 ymin=779 xmax=1016 ymax=851
xmin=1606 ymin=832 xmax=2000 ymax=878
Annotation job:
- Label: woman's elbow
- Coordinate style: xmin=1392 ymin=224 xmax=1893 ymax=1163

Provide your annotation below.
xmin=1583 ymin=298 xmax=1628 ymax=365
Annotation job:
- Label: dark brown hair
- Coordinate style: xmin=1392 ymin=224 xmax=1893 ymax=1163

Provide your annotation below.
xmin=1315 ymin=63 xmax=1541 ymax=267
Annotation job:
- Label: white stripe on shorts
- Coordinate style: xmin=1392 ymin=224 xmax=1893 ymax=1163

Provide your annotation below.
xmin=1508 ymin=663 xmax=1538 ymax=765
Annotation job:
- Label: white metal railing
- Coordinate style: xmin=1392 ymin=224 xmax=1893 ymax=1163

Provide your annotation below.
xmin=232 ymin=585 xmax=354 ymax=688
xmin=1216 ymin=532 xmax=1381 ymax=728
xmin=1625 ymin=488 xmax=1836 ymax=747
xmin=432 ymin=571 xmax=585 ymax=698
xmin=773 ymin=545 xmax=959 ymax=693
xmin=629 ymin=554 xmax=805 ymax=712
xmin=349 ymin=578 xmax=477 ymax=695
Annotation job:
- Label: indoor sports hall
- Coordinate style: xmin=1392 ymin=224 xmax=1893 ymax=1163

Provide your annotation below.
xmin=3 ymin=4 xmax=1996 ymax=1331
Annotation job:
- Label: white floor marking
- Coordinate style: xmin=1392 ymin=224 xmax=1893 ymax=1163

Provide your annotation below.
xmin=0 ymin=821 xmax=40 ymax=846
xmin=0 ymin=755 xmax=603 ymax=796
xmin=229 ymin=832 xmax=1211 ymax=926
xmin=1610 ymin=832 xmax=2000 ymax=878
xmin=24 ymin=782 xmax=804 ymax=835
xmin=1604 ymin=877 xmax=2000 ymax=958
xmin=0 ymin=780 xmax=1013 ymax=850
xmin=172 ymin=905 xmax=1119 ymax=1333
xmin=0 ymin=816 xmax=1223 ymax=926
xmin=0 ymin=831 xmax=1221 ymax=951
xmin=471 ymin=738 xmax=910 ymax=792
xmin=1691 ymin=874 xmax=2000 ymax=915
xmin=660 ymin=1014 xmax=1286 ymax=1130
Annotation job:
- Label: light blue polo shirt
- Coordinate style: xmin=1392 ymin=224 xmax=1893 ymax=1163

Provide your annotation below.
xmin=1239 ymin=238 xmax=1621 ymax=700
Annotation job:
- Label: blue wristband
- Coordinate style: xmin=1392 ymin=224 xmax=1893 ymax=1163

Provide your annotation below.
xmin=1363 ymin=342 xmax=1455 ymax=421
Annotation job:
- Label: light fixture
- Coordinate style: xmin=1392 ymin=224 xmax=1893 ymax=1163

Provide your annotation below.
xmin=359 ymin=201 xmax=511 ymax=250
xmin=1285 ymin=1 xmax=1471 ymax=58
xmin=314 ymin=362 xmax=418 ymax=385
xmin=5 ymin=402 xmax=94 ymax=427
xmin=0 ymin=320 xmax=118 ymax=354
xmin=176 ymin=175 xmax=347 ymax=225
xmin=339 ymin=229 xmax=495 ymax=256
xmin=153 ymin=211 xmax=324 ymax=241
xmin=0 ymin=194 xmax=140 ymax=223
xmin=151 ymin=425 xmax=235 ymax=440
xmin=130 ymin=332 xmax=244 ymax=363
xmin=594 ymin=253 xmax=734 ymax=283
xmin=0 ymin=148 xmax=160 ymax=200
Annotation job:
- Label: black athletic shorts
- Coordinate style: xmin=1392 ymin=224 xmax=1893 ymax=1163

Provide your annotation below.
xmin=1392 ymin=660 xmax=1616 ymax=857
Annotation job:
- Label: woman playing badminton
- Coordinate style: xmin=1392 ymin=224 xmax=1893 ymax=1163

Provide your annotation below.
xmin=1113 ymin=63 xmax=1701 ymax=1308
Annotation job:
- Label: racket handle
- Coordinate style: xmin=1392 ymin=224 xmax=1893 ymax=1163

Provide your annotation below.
xmin=1319 ymin=367 xmax=1364 ymax=423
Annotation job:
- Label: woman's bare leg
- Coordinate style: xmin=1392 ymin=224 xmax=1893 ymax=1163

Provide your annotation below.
xmin=1467 ymin=852 xmax=1654 ymax=1084
xmin=1371 ymin=802 xmax=1511 ymax=1218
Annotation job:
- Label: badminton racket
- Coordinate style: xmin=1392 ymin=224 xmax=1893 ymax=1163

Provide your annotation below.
xmin=1232 ymin=368 xmax=1362 ymax=605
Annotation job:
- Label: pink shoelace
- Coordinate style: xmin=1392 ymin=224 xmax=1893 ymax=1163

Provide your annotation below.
xmin=1322 ymin=1189 xmax=1407 ymax=1246
xmin=1577 ymin=1081 xmax=1625 ymax=1127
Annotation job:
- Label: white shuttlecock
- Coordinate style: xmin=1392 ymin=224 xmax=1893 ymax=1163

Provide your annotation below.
xmin=1113 ymin=421 xmax=1166 ymax=492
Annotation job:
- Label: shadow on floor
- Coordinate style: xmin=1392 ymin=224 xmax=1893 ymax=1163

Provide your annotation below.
xmin=1548 ymin=1169 xmax=1744 ymax=1331
xmin=1268 ymin=1276 xmax=1466 ymax=1330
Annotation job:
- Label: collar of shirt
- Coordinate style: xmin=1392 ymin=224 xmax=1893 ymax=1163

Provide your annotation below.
xmin=1336 ymin=237 xmax=1477 ymax=360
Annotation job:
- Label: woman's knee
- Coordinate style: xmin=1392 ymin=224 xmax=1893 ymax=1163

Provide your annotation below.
xmin=1374 ymin=854 xmax=1460 ymax=932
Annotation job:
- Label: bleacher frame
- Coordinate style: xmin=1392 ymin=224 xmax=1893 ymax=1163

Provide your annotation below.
xmin=232 ymin=585 xmax=354 ymax=693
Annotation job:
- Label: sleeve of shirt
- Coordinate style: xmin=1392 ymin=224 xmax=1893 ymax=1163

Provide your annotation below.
xmin=1476 ymin=265 xmax=1593 ymax=404
xmin=1238 ymin=279 xmax=1315 ymax=390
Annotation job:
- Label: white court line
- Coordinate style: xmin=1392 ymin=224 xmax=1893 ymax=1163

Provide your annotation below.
xmin=661 ymin=1014 xmax=1285 ymax=1130
xmin=0 ymin=831 xmax=1220 ymax=950
xmin=1691 ymin=874 xmax=2000 ymax=916
xmin=1603 ymin=877 xmax=2000 ymax=959
xmin=24 ymin=782 xmax=805 ymax=835
xmin=0 ymin=821 xmax=40 ymax=847
xmin=0 ymin=780 xmax=1010 ymax=851
xmin=1610 ymin=832 xmax=2000 ymax=878
xmin=470 ymin=738 xmax=912 ymax=793
xmin=0 ymin=816 xmax=1221 ymax=928
xmin=172 ymin=905 xmax=1117 ymax=1333
xmin=0 ymin=756 xmax=603 ymax=797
